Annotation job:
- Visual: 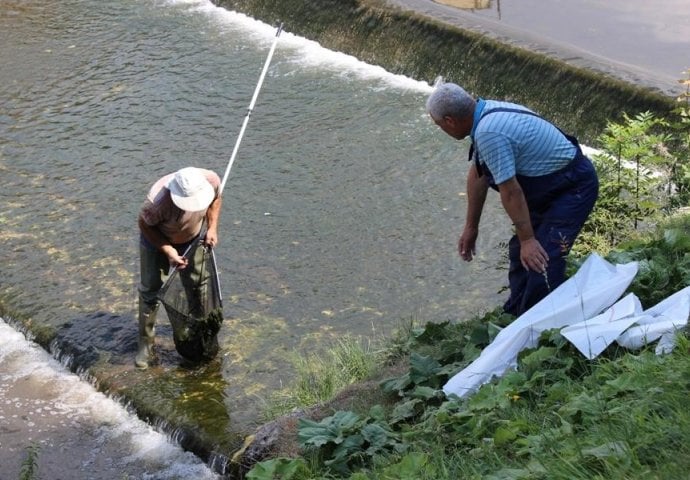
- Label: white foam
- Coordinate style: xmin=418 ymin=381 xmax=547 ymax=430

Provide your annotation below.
xmin=0 ymin=318 xmax=218 ymax=479
xmin=160 ymin=0 xmax=434 ymax=92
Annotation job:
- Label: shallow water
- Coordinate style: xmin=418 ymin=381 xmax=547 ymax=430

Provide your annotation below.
xmin=0 ymin=0 xmax=509 ymax=443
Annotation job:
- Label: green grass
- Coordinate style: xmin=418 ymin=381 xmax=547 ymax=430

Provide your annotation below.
xmin=19 ymin=443 xmax=40 ymax=480
xmin=247 ymin=215 xmax=690 ymax=480
xmin=263 ymin=335 xmax=384 ymax=419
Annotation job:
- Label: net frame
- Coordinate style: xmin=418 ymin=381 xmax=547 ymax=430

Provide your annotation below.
xmin=157 ymin=235 xmax=223 ymax=362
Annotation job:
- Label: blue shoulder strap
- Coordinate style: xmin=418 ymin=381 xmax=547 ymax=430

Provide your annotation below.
xmin=469 ymin=108 xmax=581 ymax=180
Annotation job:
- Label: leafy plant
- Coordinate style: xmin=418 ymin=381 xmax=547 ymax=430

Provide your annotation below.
xmin=606 ymin=225 xmax=690 ymax=307
xmin=667 ymin=68 xmax=690 ymax=207
xmin=19 ymin=443 xmax=40 ymax=480
xmin=579 ymin=111 xmax=673 ymax=255
xmin=576 ymin=70 xmax=690 ymax=257
xmin=245 ymin=457 xmax=310 ymax=480
xmin=297 ymin=409 xmax=405 ymax=475
xmin=379 ymin=311 xmax=515 ymax=414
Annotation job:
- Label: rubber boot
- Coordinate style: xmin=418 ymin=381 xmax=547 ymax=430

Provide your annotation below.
xmin=135 ymin=303 xmax=158 ymax=369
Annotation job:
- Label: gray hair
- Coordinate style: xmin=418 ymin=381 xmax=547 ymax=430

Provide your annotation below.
xmin=425 ymin=82 xmax=475 ymax=121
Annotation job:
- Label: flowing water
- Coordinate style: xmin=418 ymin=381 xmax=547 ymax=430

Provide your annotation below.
xmin=1 ymin=0 xmax=510 ymax=469
xmin=0 ymin=317 xmax=220 ymax=479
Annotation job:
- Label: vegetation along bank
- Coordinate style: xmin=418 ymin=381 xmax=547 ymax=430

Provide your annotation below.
xmin=208 ymin=1 xmax=690 ymax=477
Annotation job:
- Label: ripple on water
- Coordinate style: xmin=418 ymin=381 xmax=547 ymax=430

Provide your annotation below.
xmin=0 ymin=0 xmax=509 ymax=452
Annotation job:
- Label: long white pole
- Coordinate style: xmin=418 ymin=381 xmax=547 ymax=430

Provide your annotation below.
xmin=219 ymin=23 xmax=283 ymax=194
xmin=174 ymin=24 xmax=282 ymax=266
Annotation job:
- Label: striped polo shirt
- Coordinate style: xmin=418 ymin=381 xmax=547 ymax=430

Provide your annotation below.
xmin=470 ymin=99 xmax=576 ymax=185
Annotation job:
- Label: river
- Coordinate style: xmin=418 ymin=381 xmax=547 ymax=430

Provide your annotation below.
xmin=1 ymin=0 xmax=509 ymax=474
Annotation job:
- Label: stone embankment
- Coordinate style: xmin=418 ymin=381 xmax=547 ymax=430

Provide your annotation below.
xmin=215 ymin=0 xmax=675 ymax=145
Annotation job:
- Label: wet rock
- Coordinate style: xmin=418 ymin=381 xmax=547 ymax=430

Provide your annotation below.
xmin=231 ymin=410 xmax=306 ymax=478
xmin=52 ymin=312 xmax=137 ymax=369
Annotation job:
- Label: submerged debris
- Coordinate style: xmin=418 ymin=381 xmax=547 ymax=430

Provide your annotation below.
xmin=170 ymin=307 xmax=224 ymax=363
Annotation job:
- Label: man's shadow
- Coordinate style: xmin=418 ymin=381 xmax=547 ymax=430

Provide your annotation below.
xmin=52 ymin=311 xmax=206 ymax=371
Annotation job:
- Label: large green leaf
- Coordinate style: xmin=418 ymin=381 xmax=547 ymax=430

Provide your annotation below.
xmin=412 ymin=320 xmax=451 ymax=343
xmin=380 ymin=452 xmax=429 ymax=479
xmin=494 ymin=425 xmax=518 ymax=446
xmin=362 ymin=423 xmax=393 ymax=454
xmin=409 ymin=385 xmax=441 ymax=400
xmin=297 ymin=418 xmax=336 ymax=448
xmin=298 ymin=411 xmax=361 ymax=448
xmin=409 ymin=352 xmax=442 ymax=386
xmin=582 ymin=441 xmax=628 ymax=459
xmin=390 ymin=398 xmax=422 ymax=423
xmin=484 ymin=468 xmax=533 ymax=480
xmin=327 ymin=433 xmax=364 ymax=465
xmin=246 ymin=458 xmax=309 ymax=480
xmin=379 ymin=373 xmax=411 ymax=395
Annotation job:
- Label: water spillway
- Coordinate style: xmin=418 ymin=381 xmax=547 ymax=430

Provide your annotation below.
xmin=214 ymin=0 xmax=678 ymax=144
xmin=0 ymin=318 xmax=220 ymax=479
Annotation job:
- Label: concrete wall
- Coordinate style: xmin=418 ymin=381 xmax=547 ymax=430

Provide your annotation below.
xmin=214 ymin=0 xmax=674 ymax=144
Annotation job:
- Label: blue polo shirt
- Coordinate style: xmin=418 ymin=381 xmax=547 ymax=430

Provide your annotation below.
xmin=470 ymin=99 xmax=576 ymax=185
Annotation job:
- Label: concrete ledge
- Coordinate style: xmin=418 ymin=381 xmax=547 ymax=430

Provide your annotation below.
xmin=214 ymin=0 xmax=675 ymax=144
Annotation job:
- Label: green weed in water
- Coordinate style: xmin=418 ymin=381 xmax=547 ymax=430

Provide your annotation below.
xmin=19 ymin=443 xmax=40 ymax=480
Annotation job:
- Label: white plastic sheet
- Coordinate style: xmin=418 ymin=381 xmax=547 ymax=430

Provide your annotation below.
xmin=443 ymin=253 xmax=638 ymax=398
xmin=562 ymin=286 xmax=690 ymax=358
xmin=561 ymin=293 xmax=643 ymax=359
xmin=615 ymin=285 xmax=690 ymax=354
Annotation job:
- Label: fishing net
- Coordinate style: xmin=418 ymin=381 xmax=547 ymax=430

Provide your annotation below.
xmin=157 ymin=238 xmax=223 ymax=363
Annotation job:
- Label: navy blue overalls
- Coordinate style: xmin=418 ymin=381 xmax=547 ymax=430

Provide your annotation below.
xmin=470 ymin=108 xmax=599 ymax=316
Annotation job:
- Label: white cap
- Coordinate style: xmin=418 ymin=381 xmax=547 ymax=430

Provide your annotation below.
xmin=167 ymin=167 xmax=215 ymax=212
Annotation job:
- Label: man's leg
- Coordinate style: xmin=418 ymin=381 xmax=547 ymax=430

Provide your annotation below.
xmin=135 ymin=242 xmax=167 ymax=369
xmin=503 ymin=235 xmax=530 ymax=316
xmin=504 ymin=156 xmax=599 ymax=316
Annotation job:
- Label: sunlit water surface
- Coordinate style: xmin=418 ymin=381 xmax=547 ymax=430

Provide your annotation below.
xmin=0 ymin=0 xmax=509 ymax=438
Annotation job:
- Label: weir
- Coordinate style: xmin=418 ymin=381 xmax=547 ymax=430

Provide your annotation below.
xmin=214 ymin=0 xmax=676 ymax=144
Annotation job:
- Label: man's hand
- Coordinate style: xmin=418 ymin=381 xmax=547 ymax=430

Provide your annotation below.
xmin=497 ymin=178 xmax=548 ymax=272
xmin=204 ymin=227 xmax=218 ymax=248
xmin=460 ymin=163 xmax=487 ymax=262
xmin=459 ymin=226 xmax=478 ymax=261
xmin=520 ymin=237 xmax=549 ymax=273
xmin=162 ymin=245 xmax=189 ymax=270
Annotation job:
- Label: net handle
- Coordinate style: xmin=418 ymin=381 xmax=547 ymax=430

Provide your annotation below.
xmin=219 ymin=23 xmax=283 ymax=194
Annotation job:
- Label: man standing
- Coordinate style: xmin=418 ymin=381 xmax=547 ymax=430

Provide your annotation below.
xmin=426 ymin=82 xmax=598 ymax=316
xmin=136 ymin=166 xmax=222 ymax=369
